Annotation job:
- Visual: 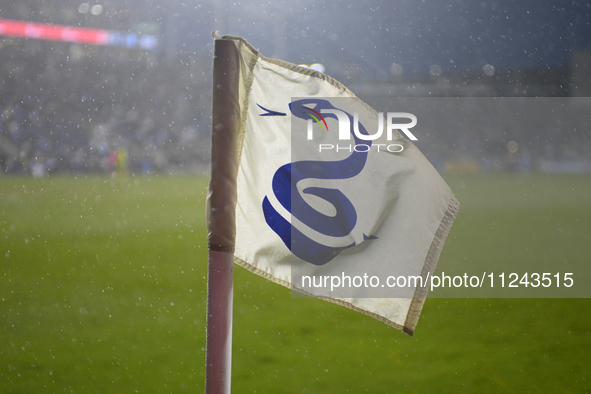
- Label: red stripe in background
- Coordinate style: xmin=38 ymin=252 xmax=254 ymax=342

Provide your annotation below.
xmin=0 ymin=19 xmax=109 ymax=46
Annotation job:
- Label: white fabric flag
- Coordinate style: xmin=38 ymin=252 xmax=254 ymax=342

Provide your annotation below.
xmin=227 ymin=35 xmax=459 ymax=336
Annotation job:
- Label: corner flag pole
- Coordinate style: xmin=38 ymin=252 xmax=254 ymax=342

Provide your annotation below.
xmin=205 ymin=37 xmax=241 ymax=394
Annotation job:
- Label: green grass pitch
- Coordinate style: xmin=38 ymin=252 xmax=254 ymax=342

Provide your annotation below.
xmin=1 ymin=174 xmax=590 ymax=393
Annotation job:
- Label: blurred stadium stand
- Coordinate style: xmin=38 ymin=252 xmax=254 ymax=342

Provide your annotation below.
xmin=0 ymin=1 xmax=212 ymax=175
xmin=0 ymin=1 xmax=589 ymax=175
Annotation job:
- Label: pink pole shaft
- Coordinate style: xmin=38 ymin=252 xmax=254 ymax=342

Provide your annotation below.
xmin=205 ymin=250 xmax=233 ymax=394
xmin=205 ymin=37 xmax=240 ymax=394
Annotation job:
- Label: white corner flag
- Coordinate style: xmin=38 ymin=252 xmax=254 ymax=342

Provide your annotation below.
xmin=223 ymin=34 xmax=459 ymax=336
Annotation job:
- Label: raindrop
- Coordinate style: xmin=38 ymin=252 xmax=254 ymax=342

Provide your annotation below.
xmin=429 ymin=65 xmax=442 ymax=77
xmin=483 ymin=64 xmax=495 ymax=76
xmin=78 ymin=3 xmax=89 ymax=14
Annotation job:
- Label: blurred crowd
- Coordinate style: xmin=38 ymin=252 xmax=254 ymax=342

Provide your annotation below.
xmin=1 ymin=23 xmax=589 ymax=176
xmin=0 ymin=34 xmax=211 ymax=176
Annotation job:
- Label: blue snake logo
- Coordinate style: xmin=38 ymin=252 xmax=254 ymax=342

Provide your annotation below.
xmin=261 ymin=99 xmax=377 ymax=266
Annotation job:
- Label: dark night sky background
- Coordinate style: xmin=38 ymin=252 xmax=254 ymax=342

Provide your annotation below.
xmin=168 ymin=0 xmax=591 ymax=77
xmin=4 ymin=0 xmax=591 ymax=77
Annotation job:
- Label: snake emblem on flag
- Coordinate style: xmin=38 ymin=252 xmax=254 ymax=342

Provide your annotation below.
xmin=262 ymin=98 xmax=378 ymax=266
